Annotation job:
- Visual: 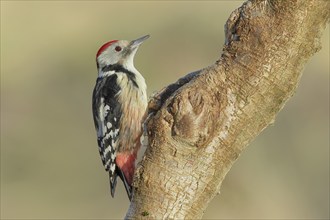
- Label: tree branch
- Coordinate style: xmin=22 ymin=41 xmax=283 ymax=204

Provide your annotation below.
xmin=126 ymin=0 xmax=329 ymax=219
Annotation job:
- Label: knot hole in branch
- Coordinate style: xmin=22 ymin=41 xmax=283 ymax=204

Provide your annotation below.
xmin=167 ymin=88 xmax=216 ymax=148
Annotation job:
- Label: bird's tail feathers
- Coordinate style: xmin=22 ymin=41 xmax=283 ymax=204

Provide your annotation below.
xmin=109 ymin=172 xmax=118 ymax=198
xmin=109 ymin=168 xmax=132 ymax=200
xmin=117 ymin=168 xmax=132 ymax=201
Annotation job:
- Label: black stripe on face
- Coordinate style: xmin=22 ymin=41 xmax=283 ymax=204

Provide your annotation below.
xmin=102 ymin=64 xmax=138 ymax=88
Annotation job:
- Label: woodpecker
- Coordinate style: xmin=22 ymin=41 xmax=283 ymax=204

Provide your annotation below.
xmin=92 ymin=35 xmax=149 ymax=200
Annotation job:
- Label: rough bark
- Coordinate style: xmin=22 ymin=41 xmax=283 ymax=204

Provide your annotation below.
xmin=126 ymin=0 xmax=329 ymax=219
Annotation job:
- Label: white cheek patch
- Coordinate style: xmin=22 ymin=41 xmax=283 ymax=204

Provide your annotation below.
xmin=107 ymin=122 xmax=112 ymax=129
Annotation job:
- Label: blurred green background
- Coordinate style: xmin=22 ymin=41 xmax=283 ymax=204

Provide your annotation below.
xmin=1 ymin=1 xmax=329 ymax=219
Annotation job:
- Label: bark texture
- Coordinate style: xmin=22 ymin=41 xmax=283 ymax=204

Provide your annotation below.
xmin=126 ymin=0 xmax=329 ymax=219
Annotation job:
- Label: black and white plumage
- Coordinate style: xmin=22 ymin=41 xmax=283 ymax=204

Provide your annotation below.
xmin=92 ymin=35 xmax=149 ymax=200
xmin=92 ymin=74 xmax=121 ymax=175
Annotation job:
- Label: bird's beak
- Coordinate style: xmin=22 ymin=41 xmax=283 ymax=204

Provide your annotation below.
xmin=129 ymin=35 xmax=150 ymax=49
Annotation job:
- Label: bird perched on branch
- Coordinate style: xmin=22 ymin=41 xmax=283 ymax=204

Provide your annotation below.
xmin=92 ymin=35 xmax=149 ymax=200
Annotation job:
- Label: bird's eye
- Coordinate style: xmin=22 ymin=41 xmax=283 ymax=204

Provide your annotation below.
xmin=115 ymin=46 xmax=122 ymax=52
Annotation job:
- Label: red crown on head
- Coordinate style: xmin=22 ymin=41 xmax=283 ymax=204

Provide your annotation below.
xmin=96 ymin=40 xmax=118 ymax=58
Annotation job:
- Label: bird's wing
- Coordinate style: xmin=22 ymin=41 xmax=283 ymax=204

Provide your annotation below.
xmin=92 ymin=74 xmax=122 ymax=178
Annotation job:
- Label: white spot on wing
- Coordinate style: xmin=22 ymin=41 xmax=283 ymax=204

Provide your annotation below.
xmin=98 ymin=70 xmax=116 ymax=78
xmin=104 ymin=130 xmax=115 ymax=141
xmin=104 ymin=146 xmax=111 ymax=154
xmin=110 ymin=163 xmax=116 ymax=172
xmin=104 ymin=105 xmax=110 ymax=117
xmin=105 ymin=160 xmax=111 ymax=168
xmin=97 ymin=99 xmax=113 ymax=138
xmin=111 ymin=152 xmax=116 ymax=160
xmin=98 ymin=98 xmax=106 ymax=137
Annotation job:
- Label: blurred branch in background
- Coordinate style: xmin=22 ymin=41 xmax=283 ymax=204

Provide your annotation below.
xmin=126 ymin=0 xmax=330 ymax=219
